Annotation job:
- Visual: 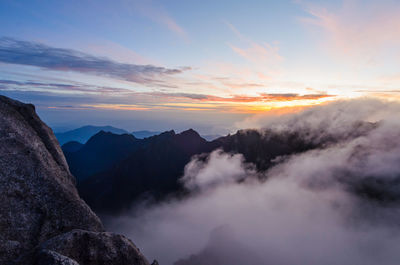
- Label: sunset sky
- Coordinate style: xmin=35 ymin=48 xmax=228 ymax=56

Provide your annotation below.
xmin=1 ymin=0 xmax=400 ymax=133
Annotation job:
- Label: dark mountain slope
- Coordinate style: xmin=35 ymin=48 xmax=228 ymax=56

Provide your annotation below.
xmin=79 ymin=129 xmax=217 ymax=212
xmin=64 ymin=131 xmax=141 ymax=182
xmin=213 ymin=121 xmax=377 ymax=171
xmin=213 ymin=129 xmax=318 ymax=171
xmin=62 ymin=141 xmax=83 ymax=153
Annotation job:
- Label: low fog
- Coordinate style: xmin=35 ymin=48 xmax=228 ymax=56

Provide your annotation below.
xmin=105 ymin=98 xmax=400 ymax=265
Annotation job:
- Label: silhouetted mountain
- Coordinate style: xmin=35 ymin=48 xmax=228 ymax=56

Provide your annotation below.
xmin=64 ymin=122 xmax=378 ymax=214
xmin=132 ymin=130 xmax=162 ymax=139
xmin=69 ymin=128 xmax=315 ymax=213
xmin=62 ymin=141 xmax=83 ymax=153
xmin=78 ymin=129 xmax=216 ymax=212
xmin=55 ymin=125 xmax=129 ymax=145
xmin=64 ymin=131 xmax=141 ymax=181
xmin=69 ymin=127 xmax=323 ymax=213
xmin=213 ymin=129 xmax=318 ymax=171
xmin=132 ymin=130 xmax=222 ymax=141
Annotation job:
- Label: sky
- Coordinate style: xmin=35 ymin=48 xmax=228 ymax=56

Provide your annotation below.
xmin=1 ymin=0 xmax=400 ymax=133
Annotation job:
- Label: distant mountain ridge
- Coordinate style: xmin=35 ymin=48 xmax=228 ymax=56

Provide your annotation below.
xmin=63 ymin=126 xmax=337 ymax=213
xmin=56 ymin=125 xmax=222 ymax=145
xmin=132 ymin=130 xmax=162 ymax=139
xmin=55 ymin=125 xmax=129 ymax=145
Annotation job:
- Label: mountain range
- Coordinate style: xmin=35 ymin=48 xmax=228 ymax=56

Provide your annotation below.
xmin=62 ymin=116 xmax=383 ymax=215
xmin=62 ymin=126 xmax=338 ymax=213
xmin=55 ymin=125 xmax=220 ymax=146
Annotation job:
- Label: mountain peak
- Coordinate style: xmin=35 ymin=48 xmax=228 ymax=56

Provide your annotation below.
xmin=88 ymin=130 xmax=137 ymax=143
xmin=95 ymin=130 xmax=119 ymax=137
xmin=85 ymin=130 xmax=115 ymax=144
xmin=180 ymin=128 xmax=201 ymax=138
xmin=156 ymin=130 xmax=176 ymax=138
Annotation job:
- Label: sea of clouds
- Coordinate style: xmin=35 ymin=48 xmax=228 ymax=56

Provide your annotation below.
xmin=106 ymin=98 xmax=400 ymax=265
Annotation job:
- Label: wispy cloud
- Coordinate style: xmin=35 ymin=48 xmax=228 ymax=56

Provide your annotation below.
xmin=223 ymin=20 xmax=245 ymax=40
xmin=224 ymin=21 xmax=283 ymax=66
xmin=229 ymin=42 xmax=283 ymax=67
xmin=0 ymin=38 xmax=190 ymax=86
xmin=134 ymin=0 xmax=187 ymax=39
xmin=0 ymin=79 xmax=132 ymax=94
xmin=1 ymin=80 xmax=332 ymax=104
xmin=224 ymin=21 xmax=283 ymax=79
xmin=299 ymin=0 xmax=400 ymax=64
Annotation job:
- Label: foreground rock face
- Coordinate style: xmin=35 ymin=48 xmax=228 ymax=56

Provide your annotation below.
xmin=36 ymin=230 xmax=150 ymax=265
xmin=0 ymin=95 xmax=151 ymax=265
xmin=36 ymin=250 xmax=80 ymax=265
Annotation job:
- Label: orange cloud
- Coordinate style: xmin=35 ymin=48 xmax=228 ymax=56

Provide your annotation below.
xmin=198 ymin=93 xmax=335 ymax=103
xmin=44 ymin=93 xmax=337 ymax=114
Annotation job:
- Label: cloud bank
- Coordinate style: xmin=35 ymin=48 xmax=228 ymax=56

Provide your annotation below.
xmin=0 ymin=37 xmax=189 ymax=85
xmin=89 ymin=98 xmax=400 ymax=264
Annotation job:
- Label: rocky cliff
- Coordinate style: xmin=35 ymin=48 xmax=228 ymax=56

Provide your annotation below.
xmin=0 ymin=95 xmax=152 ymax=265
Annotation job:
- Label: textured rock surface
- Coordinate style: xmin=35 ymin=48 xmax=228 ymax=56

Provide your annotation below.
xmin=35 ymin=250 xmax=80 ymax=265
xmin=0 ymin=95 xmax=151 ymax=265
xmin=37 ymin=230 xmax=150 ymax=265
